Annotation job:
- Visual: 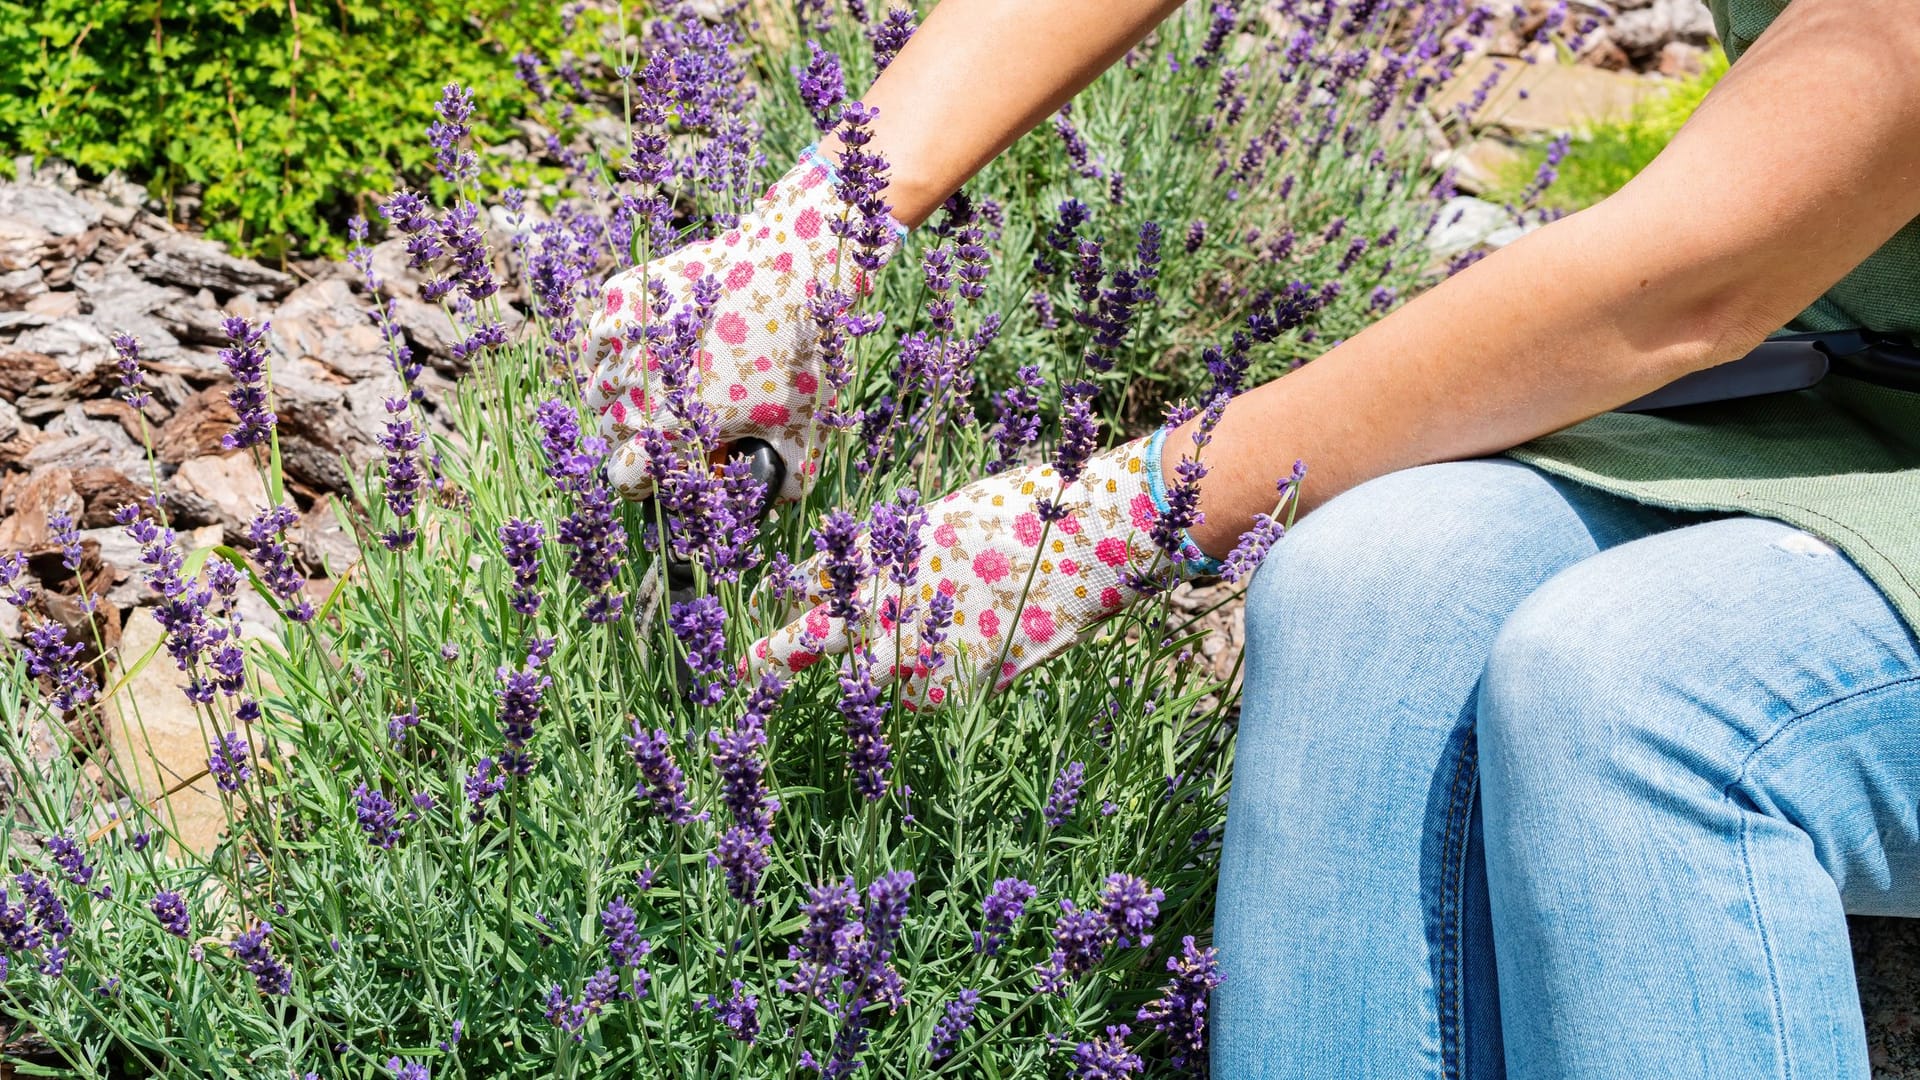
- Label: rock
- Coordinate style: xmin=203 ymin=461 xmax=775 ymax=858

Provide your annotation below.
xmin=154 ymin=386 xmax=240 ymax=463
xmin=170 ymin=454 xmax=270 ymax=536
xmin=14 ymin=318 xmax=115 ymax=381
xmin=297 ymin=502 xmax=361 ymax=578
xmin=271 ymin=278 xmax=392 ymax=380
xmin=19 ymin=432 xmax=108 ymax=471
xmin=101 ymin=610 xmax=231 ymax=856
xmin=0 ymin=395 xmax=18 ymax=444
xmin=1432 ymin=56 xmax=1658 ymax=134
xmin=0 ymin=183 xmax=102 ymax=238
xmin=74 ymin=265 xmax=187 ymax=361
xmin=155 ymin=287 xmax=235 ymax=347
xmin=1435 ymin=138 xmax=1527 ymax=196
xmin=0 ymin=466 xmax=78 ymax=552
xmin=139 ymin=233 xmax=294 ymax=299
xmin=0 ymin=265 xmax=45 ymax=304
xmin=1656 ymin=39 xmax=1708 ymax=77
xmin=0 ymin=349 xmax=66 ymax=397
xmin=1425 ymin=196 xmax=1536 ymax=258
xmin=70 ymin=466 xmax=152 ymax=527
xmin=388 ymin=295 xmax=461 ymax=362
xmin=368 ymin=238 xmax=422 ymax=301
xmin=1610 ymin=0 xmax=1715 ymax=58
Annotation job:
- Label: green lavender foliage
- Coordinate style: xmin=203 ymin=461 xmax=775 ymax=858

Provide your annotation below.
xmin=0 ymin=2 xmax=1474 ymax=1076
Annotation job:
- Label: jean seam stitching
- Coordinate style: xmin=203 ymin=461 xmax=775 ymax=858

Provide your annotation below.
xmin=1436 ymin=734 xmax=1478 ymax=1080
xmin=1721 ymin=674 xmax=1920 ymax=1080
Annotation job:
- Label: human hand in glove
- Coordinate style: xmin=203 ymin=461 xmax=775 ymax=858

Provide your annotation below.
xmin=582 ymin=147 xmax=903 ymax=502
xmin=745 ymin=430 xmax=1242 ymax=707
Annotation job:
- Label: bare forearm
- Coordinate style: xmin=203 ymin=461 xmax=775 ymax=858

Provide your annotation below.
xmin=823 ymin=0 xmax=1185 ymax=226
xmin=1177 ymin=0 xmax=1920 ymax=555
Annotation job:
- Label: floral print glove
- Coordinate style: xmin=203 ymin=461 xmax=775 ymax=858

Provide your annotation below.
xmin=747 ymin=433 xmax=1219 ymax=707
xmin=583 ymin=148 xmax=902 ymax=502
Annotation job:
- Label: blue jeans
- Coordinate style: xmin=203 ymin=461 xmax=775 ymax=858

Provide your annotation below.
xmin=1212 ymin=460 xmax=1920 ymax=1079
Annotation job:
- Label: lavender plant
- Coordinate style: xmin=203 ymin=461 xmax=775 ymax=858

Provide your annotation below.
xmin=0 ymin=3 xmax=1541 ymax=1077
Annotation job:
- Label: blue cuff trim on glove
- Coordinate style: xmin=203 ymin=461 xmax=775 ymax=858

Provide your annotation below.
xmin=1145 ymin=426 xmax=1224 ymax=578
xmin=799 ymin=144 xmax=910 ymax=240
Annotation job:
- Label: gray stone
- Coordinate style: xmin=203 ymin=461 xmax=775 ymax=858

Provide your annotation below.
xmin=101 ymin=611 xmax=231 ymax=856
xmin=1425 ymin=196 xmax=1535 ymax=259
xmin=0 ymin=183 xmax=102 ymax=238
xmin=171 ymin=454 xmax=270 ymax=537
xmin=1610 ymin=0 xmax=1716 ymax=56
xmin=0 ymin=265 xmax=44 ymax=303
xmin=14 ymin=317 xmax=114 ymax=378
xmin=140 ymin=233 xmax=295 ymax=298
xmin=271 ymin=277 xmax=392 ymax=380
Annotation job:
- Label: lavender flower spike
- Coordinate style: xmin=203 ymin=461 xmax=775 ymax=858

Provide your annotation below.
xmin=1044 ymin=762 xmax=1086 ymax=828
xmin=1135 ymin=935 xmax=1225 ymax=1071
xmin=218 ymin=317 xmax=276 ymax=451
xmin=975 ymin=876 xmax=1037 ymax=955
xmin=627 ymin=724 xmax=699 ymax=825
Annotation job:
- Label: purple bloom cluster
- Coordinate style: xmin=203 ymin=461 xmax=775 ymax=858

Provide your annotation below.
xmin=974 ymin=876 xmax=1036 ymax=955
xmin=1044 ymin=761 xmax=1087 ymax=828
xmin=534 ymin=400 xmax=627 ymax=623
xmin=498 ymin=518 xmax=545 ymax=617
xmin=601 ymin=895 xmax=652 ymax=971
xmin=988 ymin=363 xmax=1046 ymax=474
xmin=3 ymin=871 xmax=73 ymax=976
xmin=546 ymin=965 xmax=634 ymax=1040
xmin=208 ymin=731 xmax=251 ymax=793
xmin=246 ymin=505 xmax=314 ymax=622
xmin=23 ymin=620 xmax=91 ymax=714
xmin=1034 ymin=874 xmax=1163 ymax=994
xmin=827 ymin=102 xmax=897 ymax=272
xmin=495 ymin=638 xmax=554 ymax=776
xmin=464 ymin=757 xmax=507 ymax=821
xmin=810 ymin=508 xmax=868 ymax=622
xmin=47 ymin=834 xmax=92 ymax=887
xmin=705 ymin=980 xmax=761 ymax=1043
xmin=669 ymin=596 xmax=732 ymax=706
xmin=869 ymin=6 xmax=915 ymax=71
xmin=379 ymin=399 xmax=426 ymax=550
xmin=1072 ymin=1025 xmax=1144 ymax=1079
xmin=627 ymin=724 xmax=698 ymax=825
xmin=839 ymin=652 xmax=892 ymax=801
xmin=149 ymin=890 xmax=191 ymax=938
xmin=708 ymin=673 xmax=783 ymax=904
xmin=785 ymin=871 xmax=916 ymax=1077
xmin=218 ymin=317 xmax=275 ymax=451
xmin=426 ymin=83 xmax=478 ymax=186
xmin=111 ymin=333 xmax=150 ymax=409
xmin=230 ymin=923 xmax=292 ymax=995
xmin=354 ymin=783 xmax=403 ymax=850
xmin=795 ymin=41 xmax=846 ymax=131
xmin=1135 ymin=935 xmax=1225 ymax=1071
xmin=927 ymin=989 xmax=980 ymax=1062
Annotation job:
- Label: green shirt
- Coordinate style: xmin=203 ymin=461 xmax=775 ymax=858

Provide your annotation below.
xmin=1510 ymin=0 xmax=1920 ymax=634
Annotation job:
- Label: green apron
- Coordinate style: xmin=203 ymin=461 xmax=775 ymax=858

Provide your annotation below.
xmin=1509 ymin=0 xmax=1920 ymax=635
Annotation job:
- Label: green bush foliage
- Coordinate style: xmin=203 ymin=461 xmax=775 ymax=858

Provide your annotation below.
xmin=0 ymin=0 xmax=595 ymax=258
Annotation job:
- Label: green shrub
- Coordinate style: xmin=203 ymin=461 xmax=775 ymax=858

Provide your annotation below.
xmin=0 ymin=0 xmax=597 ymax=259
xmin=1490 ymin=46 xmax=1729 ymax=210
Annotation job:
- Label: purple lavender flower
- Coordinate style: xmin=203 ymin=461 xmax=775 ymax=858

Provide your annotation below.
xmin=601 ymin=896 xmax=651 ymax=968
xmin=218 ymin=317 xmax=275 ymax=451
xmin=1072 ymin=1025 xmax=1143 ymax=1079
xmin=464 ymin=757 xmax=506 ymax=820
xmin=495 ymin=643 xmax=552 ymax=776
xmin=811 ymin=508 xmax=868 ymax=622
xmin=387 ymin=1058 xmax=431 ymax=1080
xmin=1052 ymin=104 xmax=1101 ymax=180
xmin=839 ymin=652 xmax=892 ymax=800
xmin=927 ymin=989 xmax=980 ymax=1063
xmin=111 ymin=333 xmax=150 ymax=409
xmin=437 ymin=201 xmax=497 ymax=302
xmin=828 ymin=102 xmax=897 ymax=272
xmin=710 ymin=673 xmax=782 ymax=838
xmin=869 ymin=6 xmax=916 ymax=71
xmin=386 ymin=708 xmax=421 ymax=744
xmin=47 ymin=835 xmax=92 ymax=887
xmin=670 ymin=596 xmax=732 ymax=706
xmin=974 ymin=877 xmax=1036 ymax=955
xmin=354 ymin=783 xmax=402 ymax=849
xmin=1135 ymin=935 xmax=1224 ymax=1071
xmin=1185 ymin=219 xmax=1208 ymax=254
xmin=780 ymin=878 xmax=860 ymax=999
xmin=499 ymin=518 xmax=545 ymax=617
xmin=1053 ymin=382 xmax=1100 ymax=488
xmin=795 ymin=41 xmax=846 ymax=131
xmin=208 ymin=731 xmax=251 ymax=793
xmin=712 ymin=827 xmax=772 ymax=907
xmin=704 ymin=980 xmax=761 ymax=1043
xmin=1101 ymin=873 xmax=1164 ymax=950
xmin=1044 ymin=762 xmax=1087 ymax=828
xmin=627 ymin=724 xmax=698 ymax=825
xmin=246 ymin=505 xmax=314 ymax=622
xmin=427 ymin=83 xmax=478 ymax=186
xmin=0 ymin=552 xmax=30 ymax=608
xmin=533 ymin=400 xmax=627 ymax=623
xmin=868 ymin=488 xmax=926 ymax=589
xmin=23 ymin=621 xmax=91 ymax=714
xmin=1035 ymin=900 xmax=1112 ymax=994
xmin=230 ymin=923 xmax=292 ymax=995
xmin=1220 ymin=513 xmax=1286 ymax=583
xmin=987 ymin=364 xmax=1045 ymax=474
xmin=1150 ymin=449 xmax=1211 ymax=567
xmin=150 ymin=891 xmax=190 ymax=938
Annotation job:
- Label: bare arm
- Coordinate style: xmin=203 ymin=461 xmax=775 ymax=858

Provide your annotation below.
xmin=1179 ymin=0 xmax=1920 ymax=554
xmin=821 ymin=0 xmax=1185 ymax=227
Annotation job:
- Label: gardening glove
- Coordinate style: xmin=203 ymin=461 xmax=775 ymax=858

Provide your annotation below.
xmin=583 ymin=148 xmax=903 ymax=503
xmin=746 ymin=431 xmax=1220 ymax=707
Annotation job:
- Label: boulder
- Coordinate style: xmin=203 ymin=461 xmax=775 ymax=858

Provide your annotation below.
xmin=170 ymin=453 xmax=271 ymax=537
xmin=101 ymin=611 xmax=232 ymax=856
xmin=139 ymin=233 xmax=294 ymax=299
xmin=1425 ymin=196 xmax=1535 ymax=259
xmin=271 ymin=277 xmax=392 ymax=380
